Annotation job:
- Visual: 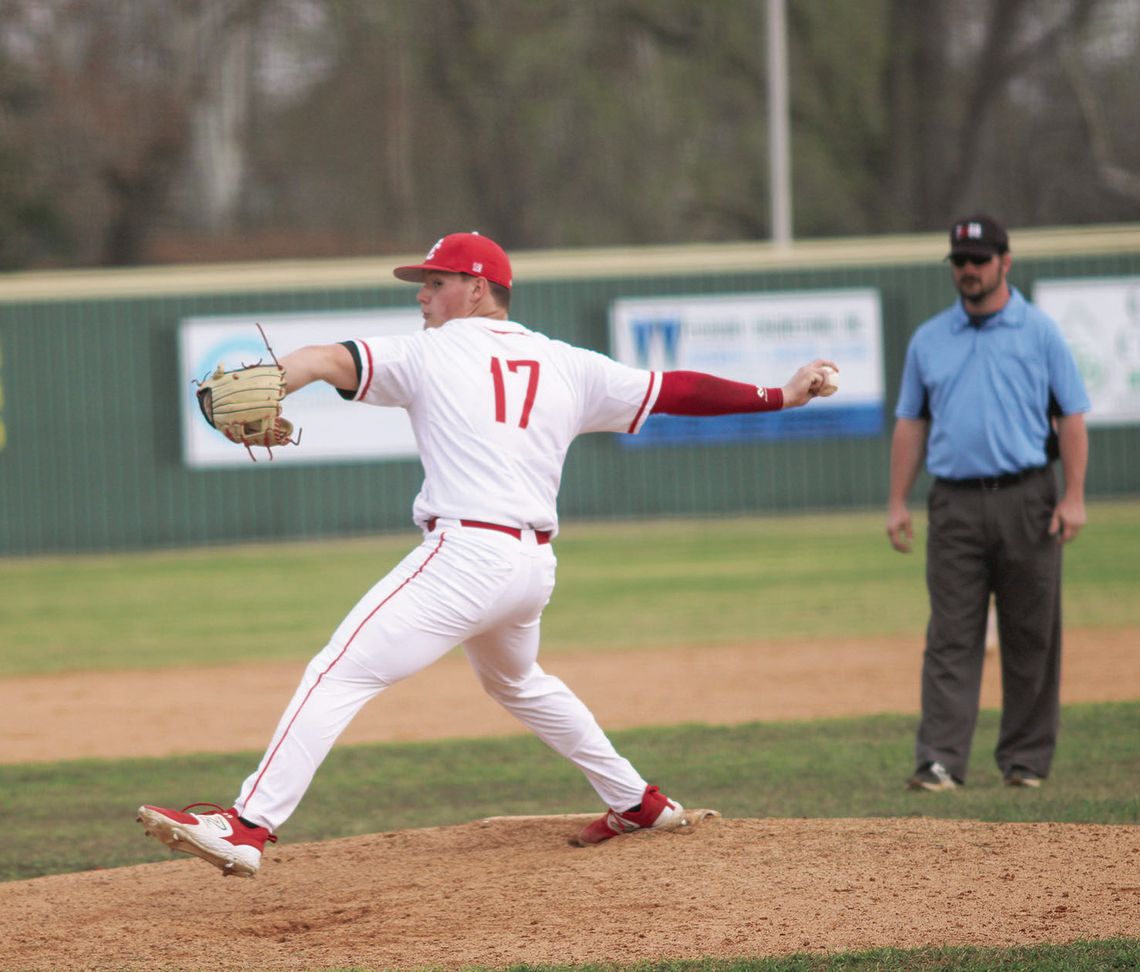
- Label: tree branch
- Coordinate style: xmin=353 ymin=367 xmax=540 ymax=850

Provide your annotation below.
xmin=1059 ymin=39 xmax=1140 ymax=203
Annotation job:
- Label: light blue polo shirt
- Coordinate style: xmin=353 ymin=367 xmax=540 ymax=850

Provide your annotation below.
xmin=895 ymin=287 xmax=1091 ymax=479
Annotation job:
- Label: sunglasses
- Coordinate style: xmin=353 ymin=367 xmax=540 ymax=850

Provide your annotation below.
xmin=950 ymin=254 xmax=995 ymax=268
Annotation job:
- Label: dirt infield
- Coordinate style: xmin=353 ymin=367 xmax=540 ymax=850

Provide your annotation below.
xmin=3 ymin=628 xmax=1136 ymax=764
xmin=6 ymin=817 xmax=1138 ymax=971
xmin=1 ymin=628 xmax=1137 ymax=971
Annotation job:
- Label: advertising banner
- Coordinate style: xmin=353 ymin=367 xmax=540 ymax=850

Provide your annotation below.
xmin=609 ymin=289 xmax=885 ymax=446
xmin=1033 ymin=276 xmax=1140 ymax=427
xmin=180 ymin=309 xmax=421 ymax=468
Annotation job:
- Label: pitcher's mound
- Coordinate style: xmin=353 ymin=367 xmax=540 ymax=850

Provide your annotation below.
xmin=479 ymin=808 xmax=721 ymax=847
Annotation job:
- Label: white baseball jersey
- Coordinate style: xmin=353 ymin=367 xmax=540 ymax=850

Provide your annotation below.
xmin=343 ymin=318 xmax=661 ymax=535
xmin=233 ymin=318 xmax=674 ymax=832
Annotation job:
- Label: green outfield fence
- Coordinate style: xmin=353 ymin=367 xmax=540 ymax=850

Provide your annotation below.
xmin=2 ymin=226 xmax=1139 ymax=555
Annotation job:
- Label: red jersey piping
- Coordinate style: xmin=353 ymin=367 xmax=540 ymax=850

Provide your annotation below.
xmin=628 ymin=371 xmax=659 ymax=433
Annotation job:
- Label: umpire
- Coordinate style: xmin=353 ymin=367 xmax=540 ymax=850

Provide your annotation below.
xmin=886 ymin=215 xmax=1091 ymax=792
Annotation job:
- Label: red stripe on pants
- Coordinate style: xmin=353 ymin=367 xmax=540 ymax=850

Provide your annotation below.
xmin=242 ymin=535 xmax=447 ymax=805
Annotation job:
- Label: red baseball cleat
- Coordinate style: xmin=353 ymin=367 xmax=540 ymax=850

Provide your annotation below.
xmin=575 ymin=785 xmax=685 ymax=845
xmin=137 ymin=803 xmax=277 ymax=877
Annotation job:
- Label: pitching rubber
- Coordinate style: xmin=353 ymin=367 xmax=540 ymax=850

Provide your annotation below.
xmin=476 ymin=808 xmax=722 ymax=846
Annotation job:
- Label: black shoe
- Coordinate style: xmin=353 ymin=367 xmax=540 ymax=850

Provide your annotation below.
xmin=907 ymin=761 xmax=961 ymax=791
xmin=1004 ymin=767 xmax=1043 ymax=788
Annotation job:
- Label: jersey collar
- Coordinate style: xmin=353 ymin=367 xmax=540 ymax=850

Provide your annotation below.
xmin=950 ymin=286 xmax=1027 ymax=332
xmin=471 ymin=317 xmax=530 ymax=336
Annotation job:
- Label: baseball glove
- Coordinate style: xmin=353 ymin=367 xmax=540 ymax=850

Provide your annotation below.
xmin=195 ymin=327 xmax=298 ymax=459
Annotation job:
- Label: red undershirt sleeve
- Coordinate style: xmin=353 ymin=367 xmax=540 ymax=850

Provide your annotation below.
xmin=651 ymin=370 xmax=784 ymax=415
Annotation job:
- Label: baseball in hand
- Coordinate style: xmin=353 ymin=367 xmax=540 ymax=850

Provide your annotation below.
xmin=817 ymin=365 xmax=839 ymax=397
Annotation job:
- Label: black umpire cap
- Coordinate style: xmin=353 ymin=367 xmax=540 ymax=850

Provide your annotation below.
xmin=948 ymin=215 xmax=1009 ymax=259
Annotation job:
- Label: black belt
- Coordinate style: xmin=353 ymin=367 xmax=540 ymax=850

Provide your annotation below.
xmin=936 ymin=465 xmax=1049 ymax=490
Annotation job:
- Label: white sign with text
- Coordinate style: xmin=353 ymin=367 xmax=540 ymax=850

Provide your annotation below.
xmin=1034 ymin=276 xmax=1140 ymax=427
xmin=609 ymin=288 xmax=885 ymax=444
xmin=180 ymin=309 xmax=422 ymax=468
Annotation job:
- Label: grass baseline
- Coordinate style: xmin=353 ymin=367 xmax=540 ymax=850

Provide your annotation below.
xmin=454 ymin=939 xmax=1140 ymax=970
xmin=2 ymin=701 xmax=1136 ymax=884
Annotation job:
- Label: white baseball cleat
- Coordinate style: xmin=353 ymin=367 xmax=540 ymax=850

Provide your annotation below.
xmin=137 ymin=803 xmax=277 ymax=877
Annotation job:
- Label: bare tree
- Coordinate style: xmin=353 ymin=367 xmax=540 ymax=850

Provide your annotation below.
xmin=0 ymin=0 xmax=1136 ymax=269
xmin=1060 ymin=37 xmax=1140 ymax=205
xmin=0 ymin=0 xmax=266 ymax=265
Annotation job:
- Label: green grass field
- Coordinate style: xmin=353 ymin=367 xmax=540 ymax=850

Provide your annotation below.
xmin=1 ymin=502 xmax=1138 ymax=971
xmin=386 ymin=944 xmax=1140 ymax=971
xmin=2 ymin=501 xmax=1138 ymax=677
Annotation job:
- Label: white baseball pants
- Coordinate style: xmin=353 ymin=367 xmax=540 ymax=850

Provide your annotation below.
xmin=234 ymin=521 xmax=648 ymax=832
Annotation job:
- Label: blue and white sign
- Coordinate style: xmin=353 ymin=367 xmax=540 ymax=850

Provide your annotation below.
xmin=179 ymin=309 xmax=422 ymax=468
xmin=1034 ymin=276 xmax=1140 ymax=427
xmin=609 ymin=289 xmax=885 ymax=446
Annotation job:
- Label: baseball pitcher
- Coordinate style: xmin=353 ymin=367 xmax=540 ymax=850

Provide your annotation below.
xmin=139 ymin=232 xmax=837 ymax=875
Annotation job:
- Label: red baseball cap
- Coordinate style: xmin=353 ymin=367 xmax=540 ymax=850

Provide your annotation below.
xmin=393 ymin=232 xmax=513 ymax=290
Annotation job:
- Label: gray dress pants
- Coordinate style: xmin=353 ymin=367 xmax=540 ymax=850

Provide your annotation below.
xmin=915 ymin=466 xmax=1063 ymax=782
